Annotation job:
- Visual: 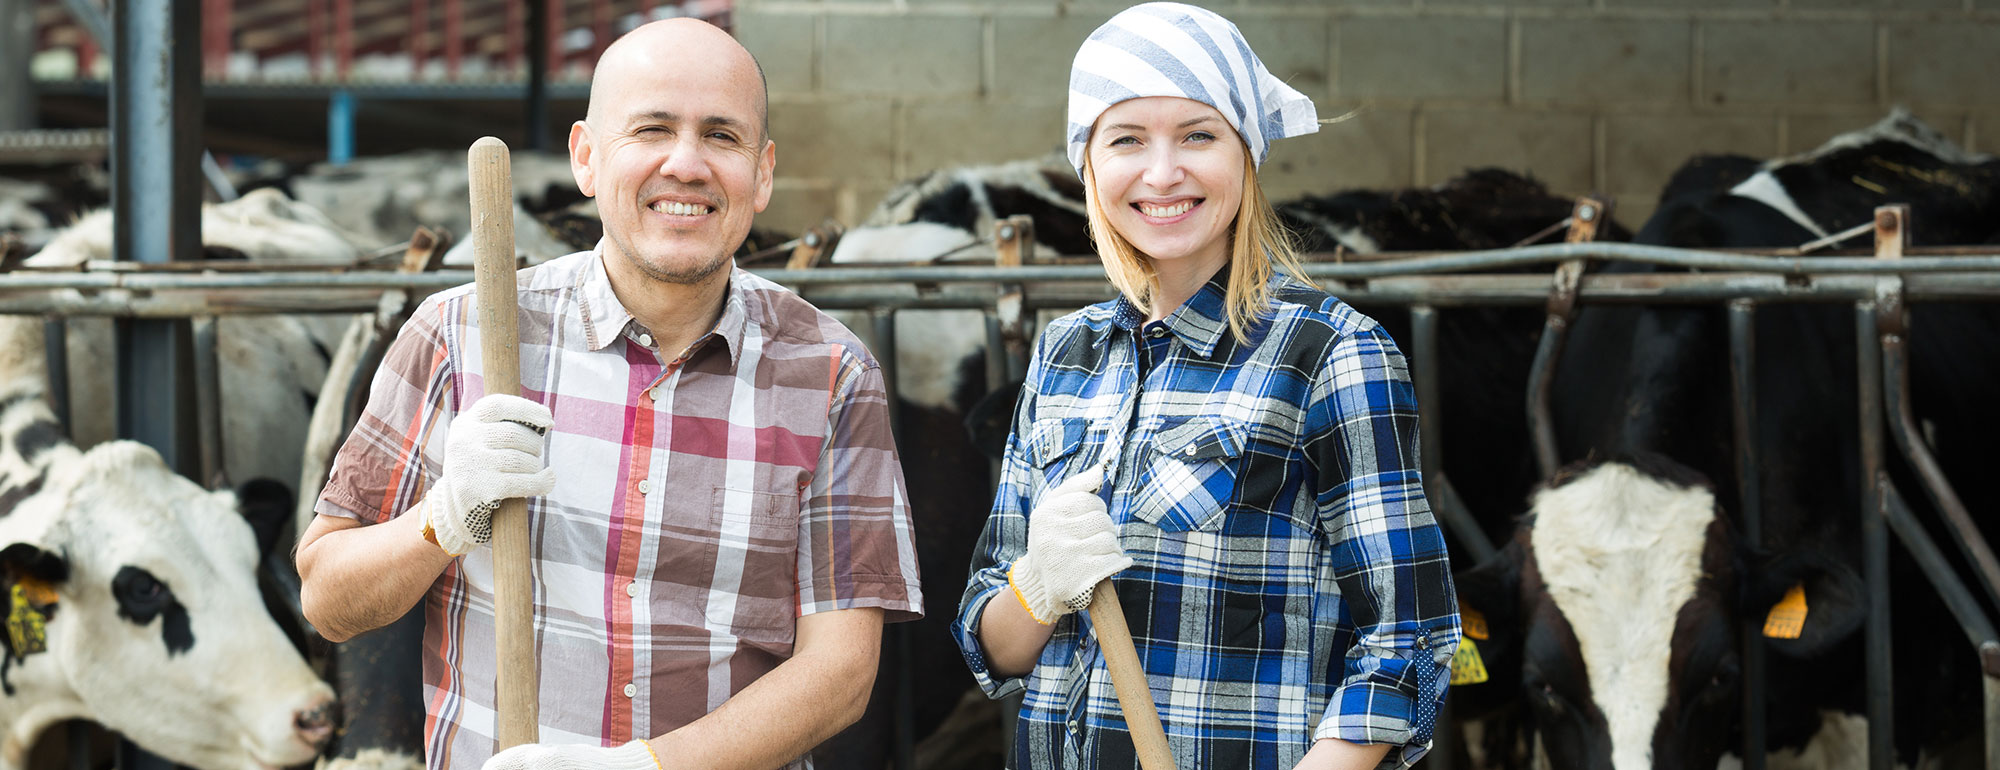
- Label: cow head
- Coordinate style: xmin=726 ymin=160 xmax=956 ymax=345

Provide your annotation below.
xmin=0 ymin=440 xmax=333 ymax=770
xmin=1457 ymin=458 xmax=1864 ymax=769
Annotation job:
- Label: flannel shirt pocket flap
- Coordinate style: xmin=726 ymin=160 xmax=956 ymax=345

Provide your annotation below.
xmin=1025 ymin=418 xmax=1086 ymax=469
xmin=1153 ymin=414 xmax=1248 ymax=462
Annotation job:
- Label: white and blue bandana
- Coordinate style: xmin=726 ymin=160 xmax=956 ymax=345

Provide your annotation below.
xmin=1065 ymin=2 xmax=1319 ymax=178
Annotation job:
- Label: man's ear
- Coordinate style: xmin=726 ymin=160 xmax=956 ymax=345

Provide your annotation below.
xmin=753 ymin=139 xmax=775 ymax=213
xmin=569 ymin=121 xmax=596 ymax=198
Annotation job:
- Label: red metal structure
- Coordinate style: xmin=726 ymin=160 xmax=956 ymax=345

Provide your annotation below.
xmin=31 ymin=0 xmax=733 ymax=83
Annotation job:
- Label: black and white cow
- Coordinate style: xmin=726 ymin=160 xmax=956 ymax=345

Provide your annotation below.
xmin=0 ymin=369 xmax=336 ymax=769
xmin=1454 ymin=110 xmax=2000 ymax=769
xmin=812 ymin=159 xmax=1630 ymax=766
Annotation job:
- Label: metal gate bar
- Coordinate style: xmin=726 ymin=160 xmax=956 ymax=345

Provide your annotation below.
xmin=1728 ymin=299 xmax=1766 ymax=769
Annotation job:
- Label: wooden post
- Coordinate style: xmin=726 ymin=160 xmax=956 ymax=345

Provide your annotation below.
xmin=469 ymin=136 xmax=539 ymax=749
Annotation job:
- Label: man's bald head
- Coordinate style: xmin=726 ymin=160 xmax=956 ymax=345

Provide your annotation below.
xmin=587 ymin=18 xmax=769 ymax=141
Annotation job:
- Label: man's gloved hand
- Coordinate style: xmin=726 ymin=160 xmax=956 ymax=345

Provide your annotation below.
xmin=482 ymin=739 xmax=661 ymax=770
xmin=1007 ymin=465 xmax=1132 ymax=625
xmin=424 ymin=394 xmax=557 ymax=556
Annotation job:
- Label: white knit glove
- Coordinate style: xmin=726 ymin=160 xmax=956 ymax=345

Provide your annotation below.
xmin=424 ymin=394 xmax=557 ymax=556
xmin=1007 ymin=465 xmax=1132 ymax=625
xmin=481 ymin=740 xmax=661 ymax=770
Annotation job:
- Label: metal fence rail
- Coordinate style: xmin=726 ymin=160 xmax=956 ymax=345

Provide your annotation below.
xmin=9 ymin=224 xmax=1998 ymax=769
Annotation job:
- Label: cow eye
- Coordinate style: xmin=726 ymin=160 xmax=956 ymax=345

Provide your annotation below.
xmin=112 ymin=566 xmax=174 ymax=619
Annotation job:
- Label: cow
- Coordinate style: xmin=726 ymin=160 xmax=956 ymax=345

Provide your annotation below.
xmin=1452 ymin=109 xmax=2000 ymax=769
xmin=810 ymin=157 xmax=1629 ymax=767
xmin=0 ymin=362 xmax=336 ymax=769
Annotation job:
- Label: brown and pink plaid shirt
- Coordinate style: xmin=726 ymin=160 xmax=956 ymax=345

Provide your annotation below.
xmin=316 ymin=248 xmax=923 ymax=770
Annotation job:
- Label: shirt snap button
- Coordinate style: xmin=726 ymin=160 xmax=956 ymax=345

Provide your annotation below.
xmin=1183 ymin=444 xmax=1197 ymax=457
xmin=623 ymin=682 xmax=637 ymax=698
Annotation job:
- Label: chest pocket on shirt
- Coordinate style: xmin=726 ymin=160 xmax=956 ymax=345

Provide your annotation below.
xmin=706 ymin=487 xmax=800 ymax=640
xmin=1025 ymin=417 xmax=1089 ymax=476
xmin=1130 ymin=415 xmax=1247 ymax=533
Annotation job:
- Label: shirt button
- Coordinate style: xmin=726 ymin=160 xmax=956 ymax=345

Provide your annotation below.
xmin=1068 ymin=718 xmax=1080 ymax=734
xmin=1183 ymin=444 xmax=1198 ymax=457
xmin=626 ymin=582 xmax=638 ymax=598
xmin=638 ymin=479 xmax=652 ymax=494
xmin=623 ymin=683 xmax=637 ymax=698
xmin=1149 ymin=326 xmax=1167 ymax=338
xmin=638 ymin=333 xmax=654 ymax=347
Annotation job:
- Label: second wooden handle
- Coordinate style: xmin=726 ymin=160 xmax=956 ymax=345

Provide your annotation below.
xmin=1087 ymin=580 xmax=1175 ymax=769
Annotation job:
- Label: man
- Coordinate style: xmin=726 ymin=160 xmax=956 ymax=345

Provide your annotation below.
xmin=297 ymin=19 xmax=921 ymax=770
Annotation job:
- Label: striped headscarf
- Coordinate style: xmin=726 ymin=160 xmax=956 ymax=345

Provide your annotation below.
xmin=1065 ymin=2 xmax=1319 ymax=179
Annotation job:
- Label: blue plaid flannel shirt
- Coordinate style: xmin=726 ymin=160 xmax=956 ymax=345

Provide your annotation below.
xmin=953 ymin=273 xmax=1459 ymax=770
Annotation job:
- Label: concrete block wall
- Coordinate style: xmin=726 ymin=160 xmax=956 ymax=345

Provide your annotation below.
xmin=735 ymin=0 xmax=2000 ymax=237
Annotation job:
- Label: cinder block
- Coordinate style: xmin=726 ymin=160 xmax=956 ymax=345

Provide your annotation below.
xmin=769 ymin=98 xmax=898 ymax=180
xmin=1886 ymin=24 xmax=2000 ymax=106
xmin=843 ymin=181 xmax=905 ymax=224
xmin=1260 ymin=107 xmax=1414 ymax=199
xmin=902 ymin=100 xmax=1067 ymax=175
xmin=757 ymin=185 xmax=839 ymax=239
xmin=1702 ymin=22 xmax=1874 ymax=104
xmin=734 ymin=10 xmax=816 ymax=94
xmin=992 ymin=14 xmax=1114 ymax=99
xmin=1233 ymin=16 xmax=1331 ymax=95
xmin=1791 ymin=0 xmax=1957 ymax=9
xmin=1604 ymin=114 xmax=1775 ymax=202
xmin=1520 ymin=19 xmax=1690 ymax=103
xmin=1337 ymin=17 xmax=1505 ymax=102
xmin=1786 ymin=109 xmax=1967 ymax=156
xmin=1601 ymin=0 xmax=1765 ymax=8
xmin=824 ymin=15 xmax=982 ymax=96
xmin=1423 ymin=110 xmax=1594 ymax=195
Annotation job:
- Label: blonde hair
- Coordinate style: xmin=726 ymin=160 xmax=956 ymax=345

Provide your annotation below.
xmin=1081 ymin=146 xmax=1315 ymax=344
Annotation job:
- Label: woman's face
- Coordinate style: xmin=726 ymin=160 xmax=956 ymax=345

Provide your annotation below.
xmin=1088 ymin=96 xmax=1246 ymax=277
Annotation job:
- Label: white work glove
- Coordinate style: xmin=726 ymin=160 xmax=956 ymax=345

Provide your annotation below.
xmin=424 ymin=394 xmax=557 ymax=556
xmin=482 ymin=740 xmax=661 ymax=770
xmin=1007 ymin=465 xmax=1132 ymax=625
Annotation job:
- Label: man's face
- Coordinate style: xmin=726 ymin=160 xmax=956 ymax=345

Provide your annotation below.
xmin=571 ymin=55 xmax=774 ymax=288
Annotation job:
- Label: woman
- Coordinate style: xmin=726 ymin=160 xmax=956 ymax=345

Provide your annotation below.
xmin=951 ymin=4 xmax=1459 ymax=769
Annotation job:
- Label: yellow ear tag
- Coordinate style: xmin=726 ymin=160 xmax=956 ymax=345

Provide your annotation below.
xmin=7 ymin=583 xmax=49 ymax=657
xmin=1450 ymin=638 xmax=1489 ymax=685
xmin=1460 ymin=604 xmax=1489 ymax=641
xmin=1762 ymin=582 xmax=1808 ymax=640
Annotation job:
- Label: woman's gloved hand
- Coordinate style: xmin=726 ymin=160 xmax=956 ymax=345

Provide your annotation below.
xmin=482 ymin=739 xmax=661 ymax=770
xmin=1007 ymin=465 xmax=1132 ymax=624
xmin=424 ymin=393 xmax=557 ymax=556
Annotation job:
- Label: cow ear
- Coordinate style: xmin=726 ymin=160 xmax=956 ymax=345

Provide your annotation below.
xmin=1449 ymin=538 xmax=1526 ymax=720
xmin=1747 ymin=549 xmax=1865 ymax=659
xmin=0 ymin=542 xmax=70 ymax=600
xmin=234 ymin=478 xmax=294 ymax=560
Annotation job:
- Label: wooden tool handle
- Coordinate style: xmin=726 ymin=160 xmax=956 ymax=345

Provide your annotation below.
xmin=469 ymin=136 xmax=539 ymax=749
xmin=1087 ymin=580 xmax=1175 ymax=769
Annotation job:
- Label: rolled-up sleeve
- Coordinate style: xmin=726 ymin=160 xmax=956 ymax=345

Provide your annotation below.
xmin=950 ymin=334 xmax=1048 ymax=700
xmin=315 ymin=295 xmax=456 ymax=526
xmin=798 ymin=353 xmax=924 ymax=622
xmin=1305 ymin=327 xmax=1460 ymax=769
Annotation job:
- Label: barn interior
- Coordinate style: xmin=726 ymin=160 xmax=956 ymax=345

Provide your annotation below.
xmin=3 ymin=0 xmax=2000 ymax=769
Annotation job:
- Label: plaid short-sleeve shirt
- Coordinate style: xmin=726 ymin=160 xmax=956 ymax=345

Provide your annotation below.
xmin=953 ymin=273 xmax=1458 ymax=770
xmin=316 ymin=249 xmax=922 ymax=770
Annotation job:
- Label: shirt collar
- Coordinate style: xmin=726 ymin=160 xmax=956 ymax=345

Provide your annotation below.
xmin=1108 ymin=269 xmax=1231 ymax=359
xmin=576 ymin=242 xmax=747 ymax=362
